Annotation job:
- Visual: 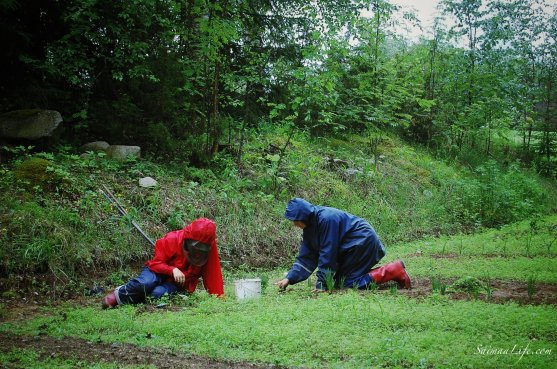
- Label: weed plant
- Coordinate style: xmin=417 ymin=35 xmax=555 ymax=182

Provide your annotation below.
xmin=367 ymin=281 xmax=378 ymax=291
xmin=472 ymin=286 xmax=480 ymax=300
xmin=527 ymin=275 xmax=537 ymax=298
xmin=483 ymin=274 xmax=493 ymax=300
xmin=450 ymin=276 xmax=484 ymax=294
xmin=431 ymin=277 xmax=447 ymax=295
xmin=323 ymin=270 xmax=335 ymax=292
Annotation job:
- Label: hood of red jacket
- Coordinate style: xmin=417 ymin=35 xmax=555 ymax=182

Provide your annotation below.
xmin=182 ymin=218 xmax=216 ymax=245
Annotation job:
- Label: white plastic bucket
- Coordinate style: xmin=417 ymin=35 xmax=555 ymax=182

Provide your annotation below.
xmin=234 ymin=278 xmax=261 ymax=300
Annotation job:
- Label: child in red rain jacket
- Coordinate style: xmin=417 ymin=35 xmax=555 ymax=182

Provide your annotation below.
xmin=102 ymin=218 xmax=224 ymax=308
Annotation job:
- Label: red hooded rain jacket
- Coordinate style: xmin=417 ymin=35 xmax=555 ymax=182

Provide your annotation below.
xmin=144 ymin=218 xmax=224 ymax=296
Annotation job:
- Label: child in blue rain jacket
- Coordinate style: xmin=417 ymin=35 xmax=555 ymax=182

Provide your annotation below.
xmin=277 ymin=198 xmax=410 ymax=291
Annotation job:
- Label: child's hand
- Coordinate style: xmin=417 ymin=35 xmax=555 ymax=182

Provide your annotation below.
xmin=276 ymin=278 xmax=290 ymax=291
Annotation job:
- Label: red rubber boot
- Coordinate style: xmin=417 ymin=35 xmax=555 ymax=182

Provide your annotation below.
xmin=369 ymin=260 xmax=411 ymax=289
xmin=101 ymin=292 xmax=118 ymax=309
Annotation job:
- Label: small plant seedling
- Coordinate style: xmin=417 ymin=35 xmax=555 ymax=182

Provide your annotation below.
xmin=458 ymin=238 xmax=465 ymax=256
xmin=431 ymin=277 xmax=447 ymax=295
xmin=472 ymin=286 xmax=480 ymax=300
xmin=390 ymin=284 xmax=398 ymax=295
xmin=260 ymin=275 xmax=269 ymax=291
xmin=527 ymin=275 xmax=537 ymax=298
xmin=432 ymin=277 xmax=440 ymax=293
xmin=367 ymin=281 xmax=378 ymax=291
xmin=324 ymin=270 xmax=335 ymax=292
xmin=484 ymin=284 xmax=493 ymax=300
xmin=483 ymin=273 xmax=493 ymax=300
xmin=338 ymin=276 xmax=346 ymax=289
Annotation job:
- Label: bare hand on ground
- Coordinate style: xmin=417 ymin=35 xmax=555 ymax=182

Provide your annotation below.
xmin=173 ymin=268 xmax=185 ymax=286
xmin=276 ymin=278 xmax=290 ymax=291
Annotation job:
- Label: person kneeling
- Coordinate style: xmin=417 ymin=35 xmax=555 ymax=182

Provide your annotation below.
xmin=102 ymin=218 xmax=223 ymax=308
xmin=277 ymin=198 xmax=410 ymax=292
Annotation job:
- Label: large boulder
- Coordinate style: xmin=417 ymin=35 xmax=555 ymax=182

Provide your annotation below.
xmin=106 ymin=145 xmax=141 ymax=161
xmin=0 ymin=109 xmax=63 ymax=140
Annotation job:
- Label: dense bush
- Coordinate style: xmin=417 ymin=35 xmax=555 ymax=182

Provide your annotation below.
xmin=440 ymin=161 xmax=548 ymax=228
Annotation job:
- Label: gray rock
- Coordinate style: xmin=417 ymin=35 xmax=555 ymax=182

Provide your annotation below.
xmin=105 ymin=145 xmax=141 ymax=161
xmin=139 ymin=177 xmax=157 ymax=188
xmin=344 ymin=168 xmax=363 ymax=177
xmin=0 ymin=109 xmax=63 ymax=140
xmin=81 ymin=141 xmax=109 ymax=152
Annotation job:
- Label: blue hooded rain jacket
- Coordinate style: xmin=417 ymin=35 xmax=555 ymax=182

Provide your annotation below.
xmin=285 ymin=198 xmax=386 ymax=289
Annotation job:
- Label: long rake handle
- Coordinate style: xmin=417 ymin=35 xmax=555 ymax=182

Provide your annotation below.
xmin=101 ymin=184 xmax=155 ymax=247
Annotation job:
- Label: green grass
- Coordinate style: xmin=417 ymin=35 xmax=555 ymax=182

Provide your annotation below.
xmin=2 ymin=216 xmax=557 ymax=368
xmin=391 ymin=216 xmax=557 ymax=258
xmin=396 ymin=256 xmax=557 ymax=283
xmin=1 ymin=289 xmax=555 ymax=369
xmin=376 ymin=215 xmax=557 ymax=282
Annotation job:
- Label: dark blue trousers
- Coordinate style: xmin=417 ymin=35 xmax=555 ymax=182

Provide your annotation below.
xmin=115 ymin=267 xmax=178 ymax=304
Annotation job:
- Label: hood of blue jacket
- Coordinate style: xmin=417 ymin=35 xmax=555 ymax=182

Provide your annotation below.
xmin=284 ymin=198 xmax=314 ymax=222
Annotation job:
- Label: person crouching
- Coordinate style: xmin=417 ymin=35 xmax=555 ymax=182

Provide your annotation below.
xmin=102 ymin=218 xmax=224 ymax=308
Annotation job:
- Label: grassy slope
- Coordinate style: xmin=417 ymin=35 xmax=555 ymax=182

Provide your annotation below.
xmin=1 ymin=128 xmax=556 ymax=283
xmin=387 ymin=215 xmax=557 ymax=282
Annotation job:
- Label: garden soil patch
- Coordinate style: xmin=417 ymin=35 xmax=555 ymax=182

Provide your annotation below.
xmin=392 ymin=277 xmax=557 ymax=305
xmin=0 ymin=332 xmax=283 ymax=369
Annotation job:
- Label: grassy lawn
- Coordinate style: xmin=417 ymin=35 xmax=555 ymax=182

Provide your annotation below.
xmin=392 ymin=216 xmax=557 ymax=258
xmin=1 ymin=288 xmax=555 ymax=368
xmin=1 ymin=216 xmax=556 ymax=368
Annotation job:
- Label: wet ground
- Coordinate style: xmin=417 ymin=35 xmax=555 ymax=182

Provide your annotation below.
xmin=386 ymin=277 xmax=557 ymax=305
xmin=0 ymin=331 xmax=283 ymax=368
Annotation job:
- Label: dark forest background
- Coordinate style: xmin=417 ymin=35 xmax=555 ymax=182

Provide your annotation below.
xmin=1 ymin=0 xmax=556 ymax=176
